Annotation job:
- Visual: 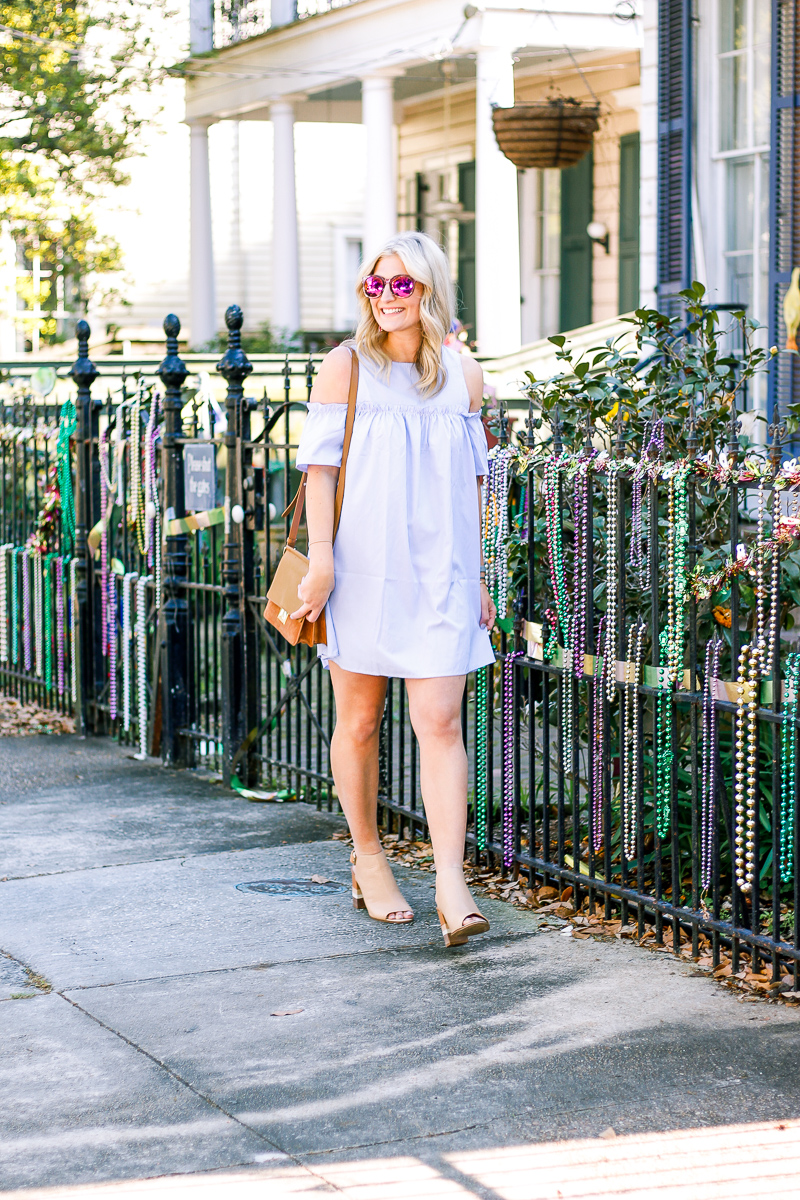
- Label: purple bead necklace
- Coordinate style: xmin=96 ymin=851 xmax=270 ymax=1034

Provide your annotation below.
xmin=572 ymin=458 xmax=592 ymax=680
xmin=55 ymin=555 xmax=65 ymax=696
xmin=591 ymin=617 xmax=606 ymax=852
xmin=502 ymin=650 xmax=523 ymax=868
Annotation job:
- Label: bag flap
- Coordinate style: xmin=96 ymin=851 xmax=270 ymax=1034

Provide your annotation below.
xmin=266 ymin=545 xmax=309 ymax=614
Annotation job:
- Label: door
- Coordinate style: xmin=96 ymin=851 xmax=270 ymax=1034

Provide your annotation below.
xmin=457 ymin=160 xmax=476 ymax=338
xmin=619 ymin=133 xmax=641 ymax=313
xmin=559 ymin=150 xmax=593 ymax=332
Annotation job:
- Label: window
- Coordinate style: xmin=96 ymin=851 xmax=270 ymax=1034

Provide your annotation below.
xmin=716 ymin=0 xmax=771 ymax=326
xmin=333 ymin=230 xmax=362 ymax=331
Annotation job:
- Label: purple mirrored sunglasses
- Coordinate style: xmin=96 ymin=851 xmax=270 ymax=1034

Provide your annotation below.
xmin=362 ymin=273 xmax=417 ymax=298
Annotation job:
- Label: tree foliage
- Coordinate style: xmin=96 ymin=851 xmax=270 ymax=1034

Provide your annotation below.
xmin=0 ymin=0 xmax=169 ymax=198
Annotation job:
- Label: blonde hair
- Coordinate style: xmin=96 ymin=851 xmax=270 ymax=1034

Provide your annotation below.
xmin=353 ymin=231 xmax=455 ymax=398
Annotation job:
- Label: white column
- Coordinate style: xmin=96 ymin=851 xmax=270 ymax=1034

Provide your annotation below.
xmin=475 ymin=45 xmax=521 ymax=358
xmin=271 ymin=100 xmax=300 ymax=334
xmin=189 ymin=120 xmax=217 ymax=349
xmin=361 ymin=76 xmax=397 ymax=258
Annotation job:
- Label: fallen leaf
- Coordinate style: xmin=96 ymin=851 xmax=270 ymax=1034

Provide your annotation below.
xmin=599 ymin=1128 xmax=617 ymax=1140
xmin=271 ymin=1008 xmax=304 ymax=1016
xmin=310 ymin=875 xmax=330 ymax=884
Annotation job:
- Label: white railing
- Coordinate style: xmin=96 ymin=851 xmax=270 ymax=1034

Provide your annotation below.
xmin=213 ymin=0 xmax=356 ymax=47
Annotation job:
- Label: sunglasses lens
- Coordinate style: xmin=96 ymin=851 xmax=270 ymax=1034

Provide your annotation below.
xmin=363 ymin=275 xmax=384 ymax=297
xmin=391 ymin=276 xmax=415 ymax=297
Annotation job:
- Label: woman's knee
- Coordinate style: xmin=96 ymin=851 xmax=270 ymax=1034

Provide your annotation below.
xmin=334 ymin=708 xmax=383 ymax=747
xmin=411 ymin=706 xmax=463 ymax=746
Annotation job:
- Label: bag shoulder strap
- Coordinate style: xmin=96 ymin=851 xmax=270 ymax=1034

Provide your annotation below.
xmin=285 ymin=347 xmax=359 ymax=549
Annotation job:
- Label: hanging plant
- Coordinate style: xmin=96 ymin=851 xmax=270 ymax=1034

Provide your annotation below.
xmin=492 ymin=98 xmax=600 ymax=170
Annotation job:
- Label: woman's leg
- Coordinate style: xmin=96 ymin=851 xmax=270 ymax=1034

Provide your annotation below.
xmin=405 ymin=675 xmax=483 ymax=925
xmin=329 ymin=663 xmax=412 ymax=922
xmin=329 ymin=662 xmax=387 ymax=851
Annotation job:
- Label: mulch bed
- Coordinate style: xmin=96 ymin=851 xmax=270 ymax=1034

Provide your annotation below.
xmin=0 ymin=696 xmax=74 ymax=737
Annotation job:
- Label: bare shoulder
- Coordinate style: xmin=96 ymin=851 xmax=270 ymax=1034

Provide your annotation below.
xmin=459 ymin=354 xmax=485 ymax=412
xmin=309 ymin=345 xmax=354 ymax=406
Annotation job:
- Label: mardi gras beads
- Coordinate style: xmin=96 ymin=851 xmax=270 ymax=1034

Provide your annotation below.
xmin=622 ymin=619 xmax=645 ymax=861
xmin=543 ymin=454 xmax=570 ymax=645
xmin=572 ymin=458 xmax=592 ymax=680
xmin=11 ymin=547 xmax=21 ymax=666
xmin=604 ymin=462 xmax=620 ymax=703
xmin=475 ymin=665 xmax=488 ymax=851
xmin=57 ymin=399 xmax=77 ymax=552
xmin=108 ymin=571 xmax=117 ymax=721
xmin=502 ymin=651 xmax=523 ymax=868
xmin=484 ymin=445 xmax=512 ymax=617
xmin=591 ymin=616 xmax=606 ymax=852
xmin=734 ymin=640 xmax=763 ymax=894
xmin=22 ymin=547 xmax=32 ymax=672
xmin=0 ymin=543 xmax=12 ymax=663
xmin=55 ymin=555 xmax=65 ymax=696
xmin=70 ymin=557 xmax=78 ymax=705
xmin=136 ymin=574 xmax=153 ymax=759
xmin=655 ymin=630 xmax=672 ymax=840
xmin=700 ymin=636 xmax=722 ymax=896
xmin=122 ymin=571 xmax=138 ymax=732
xmin=780 ymin=652 xmax=800 ymax=883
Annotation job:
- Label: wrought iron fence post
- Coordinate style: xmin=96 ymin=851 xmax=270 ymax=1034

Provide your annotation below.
xmin=157 ymin=314 xmax=192 ymax=767
xmin=218 ymin=305 xmax=253 ymax=786
xmin=69 ymin=320 xmax=98 ymax=735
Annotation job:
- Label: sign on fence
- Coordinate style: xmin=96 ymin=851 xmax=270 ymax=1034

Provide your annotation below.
xmin=183 ymin=444 xmax=217 ymax=511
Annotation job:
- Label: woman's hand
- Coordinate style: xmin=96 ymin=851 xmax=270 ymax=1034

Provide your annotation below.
xmin=480 ymin=582 xmax=496 ymax=632
xmin=290 ymin=549 xmax=334 ymax=623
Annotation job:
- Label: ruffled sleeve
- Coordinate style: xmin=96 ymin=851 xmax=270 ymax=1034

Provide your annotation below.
xmin=295 ymin=403 xmax=347 ymax=472
xmin=464 ymin=410 xmax=489 ymax=476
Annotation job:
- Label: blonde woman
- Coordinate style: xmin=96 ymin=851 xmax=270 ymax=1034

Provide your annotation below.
xmin=292 ymin=231 xmax=496 ymax=947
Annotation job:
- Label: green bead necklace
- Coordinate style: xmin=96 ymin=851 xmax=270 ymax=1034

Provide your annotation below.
xmin=475 ymin=665 xmax=488 ymax=851
xmin=655 ymin=629 xmax=672 ymax=839
xmin=779 ymin=652 xmax=800 ymax=884
xmin=56 ymin=400 xmax=77 ymax=553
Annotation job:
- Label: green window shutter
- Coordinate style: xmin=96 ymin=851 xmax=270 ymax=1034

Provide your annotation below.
xmin=559 ymin=150 xmax=593 ymax=332
xmin=657 ymin=0 xmax=693 ymax=312
xmin=457 ymin=160 xmax=476 ymax=337
xmin=618 ymin=132 xmax=640 ymax=313
xmin=768 ymin=0 xmax=800 ymax=432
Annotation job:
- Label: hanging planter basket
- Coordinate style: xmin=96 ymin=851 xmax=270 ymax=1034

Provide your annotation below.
xmin=492 ymin=98 xmax=600 ymax=170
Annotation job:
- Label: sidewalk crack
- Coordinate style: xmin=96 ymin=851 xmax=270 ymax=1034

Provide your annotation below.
xmin=55 ymin=991 xmax=346 ymax=1194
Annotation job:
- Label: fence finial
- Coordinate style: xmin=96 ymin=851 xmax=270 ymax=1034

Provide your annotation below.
xmin=686 ymin=400 xmax=698 ymax=460
xmin=551 ymin=404 xmax=563 ymax=453
xmin=768 ymin=400 xmax=787 ymax=476
xmin=69 ymin=320 xmax=98 ymax=392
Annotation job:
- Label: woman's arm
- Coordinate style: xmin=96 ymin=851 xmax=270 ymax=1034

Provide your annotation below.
xmin=290 ymin=465 xmax=338 ymax=623
xmin=289 ymin=346 xmax=353 ymax=622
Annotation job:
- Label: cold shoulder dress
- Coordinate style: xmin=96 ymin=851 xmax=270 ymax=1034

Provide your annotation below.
xmin=295 ymin=345 xmax=495 ymax=679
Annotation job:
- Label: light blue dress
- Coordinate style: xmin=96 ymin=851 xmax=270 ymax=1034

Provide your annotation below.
xmin=295 ymin=346 xmax=495 ymax=678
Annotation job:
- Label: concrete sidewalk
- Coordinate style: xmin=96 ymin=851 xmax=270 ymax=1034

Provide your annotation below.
xmin=2 ymin=734 xmax=800 ymax=1196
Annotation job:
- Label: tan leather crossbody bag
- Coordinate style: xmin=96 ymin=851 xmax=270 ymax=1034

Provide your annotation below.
xmin=264 ymin=349 xmax=358 ymax=646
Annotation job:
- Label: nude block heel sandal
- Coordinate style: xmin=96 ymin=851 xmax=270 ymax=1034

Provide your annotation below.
xmin=350 ymin=849 xmax=413 ymax=923
xmin=435 ymin=877 xmax=490 ymax=947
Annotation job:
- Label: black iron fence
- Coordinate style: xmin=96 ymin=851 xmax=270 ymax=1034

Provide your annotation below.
xmin=3 ymin=307 xmax=800 ymax=990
